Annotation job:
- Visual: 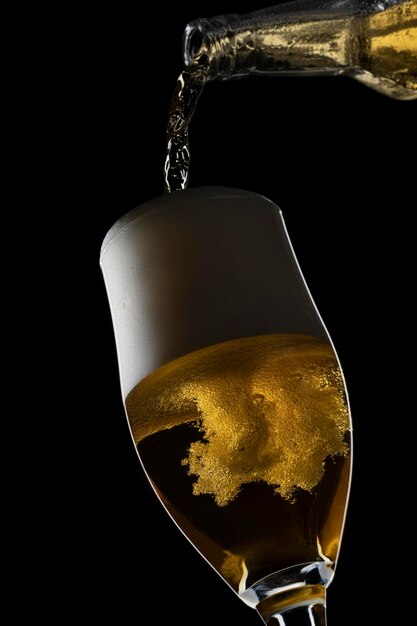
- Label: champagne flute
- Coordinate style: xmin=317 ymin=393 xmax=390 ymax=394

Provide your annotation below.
xmin=100 ymin=186 xmax=351 ymax=625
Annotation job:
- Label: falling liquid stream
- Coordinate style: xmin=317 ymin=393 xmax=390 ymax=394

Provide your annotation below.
xmin=164 ymin=57 xmax=208 ymax=193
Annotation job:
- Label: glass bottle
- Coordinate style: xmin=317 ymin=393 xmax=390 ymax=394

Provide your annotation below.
xmin=183 ymin=0 xmax=417 ymax=100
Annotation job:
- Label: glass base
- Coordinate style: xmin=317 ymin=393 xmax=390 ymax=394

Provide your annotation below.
xmin=239 ymin=561 xmax=331 ymax=625
xmin=257 ymin=585 xmax=326 ymax=625
xmin=240 ymin=561 xmax=333 ymax=607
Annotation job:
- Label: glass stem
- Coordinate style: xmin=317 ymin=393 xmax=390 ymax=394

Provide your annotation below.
xmin=256 ymin=585 xmax=326 ymax=626
xmin=258 ymin=603 xmax=326 ymax=626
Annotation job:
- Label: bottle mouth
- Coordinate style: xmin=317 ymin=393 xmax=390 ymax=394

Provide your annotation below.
xmin=183 ymin=20 xmax=210 ymax=65
xmin=182 ymin=14 xmax=253 ymax=80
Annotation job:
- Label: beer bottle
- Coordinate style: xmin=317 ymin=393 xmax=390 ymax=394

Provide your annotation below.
xmin=184 ymin=0 xmax=417 ymax=100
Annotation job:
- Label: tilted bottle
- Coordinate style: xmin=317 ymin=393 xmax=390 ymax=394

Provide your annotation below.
xmin=184 ymin=0 xmax=417 ymax=100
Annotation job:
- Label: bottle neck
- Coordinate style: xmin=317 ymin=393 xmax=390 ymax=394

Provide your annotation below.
xmin=184 ymin=9 xmax=351 ymax=80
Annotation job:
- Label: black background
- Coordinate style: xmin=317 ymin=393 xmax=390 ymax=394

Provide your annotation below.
xmin=77 ymin=2 xmax=416 ymax=624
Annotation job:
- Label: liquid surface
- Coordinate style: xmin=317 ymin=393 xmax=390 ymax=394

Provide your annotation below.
xmin=125 ymin=334 xmax=351 ymax=592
